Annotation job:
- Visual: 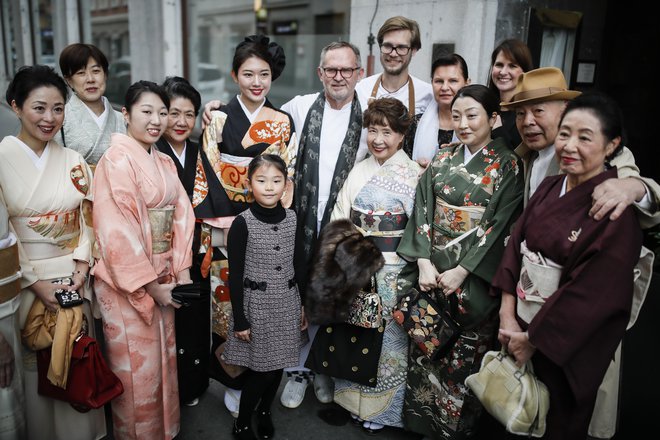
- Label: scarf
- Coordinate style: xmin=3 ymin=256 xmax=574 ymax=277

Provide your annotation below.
xmin=293 ymin=92 xmax=362 ymax=283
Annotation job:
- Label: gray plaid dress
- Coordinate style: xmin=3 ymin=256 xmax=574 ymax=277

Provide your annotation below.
xmin=223 ymin=208 xmax=302 ymax=371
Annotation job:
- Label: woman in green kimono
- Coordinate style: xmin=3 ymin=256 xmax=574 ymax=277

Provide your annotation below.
xmin=396 ymin=84 xmax=523 ymax=439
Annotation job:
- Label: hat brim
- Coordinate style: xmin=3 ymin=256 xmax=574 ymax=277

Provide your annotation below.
xmin=501 ymin=90 xmax=582 ymax=111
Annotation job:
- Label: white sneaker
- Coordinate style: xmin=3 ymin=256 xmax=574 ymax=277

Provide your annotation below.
xmin=312 ymin=373 xmax=334 ymax=403
xmin=279 ymin=375 xmax=309 ymax=408
xmin=224 ymin=388 xmax=241 ymax=418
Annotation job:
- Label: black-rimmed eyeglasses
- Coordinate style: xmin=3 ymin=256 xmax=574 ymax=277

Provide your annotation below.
xmin=380 ymin=43 xmax=411 ymax=56
xmin=320 ymin=67 xmax=360 ymax=79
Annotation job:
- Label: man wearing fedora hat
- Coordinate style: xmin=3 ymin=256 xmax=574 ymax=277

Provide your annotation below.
xmin=500 ymin=66 xmax=659 ymax=440
xmin=501 ymin=66 xmax=660 ymax=225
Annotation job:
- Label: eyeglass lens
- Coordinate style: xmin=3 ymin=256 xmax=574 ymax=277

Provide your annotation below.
xmin=380 ymin=43 xmax=410 ymax=55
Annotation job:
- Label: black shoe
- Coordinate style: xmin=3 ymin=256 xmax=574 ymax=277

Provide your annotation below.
xmin=256 ymin=410 xmax=274 ymax=439
xmin=233 ymin=419 xmax=257 ymax=440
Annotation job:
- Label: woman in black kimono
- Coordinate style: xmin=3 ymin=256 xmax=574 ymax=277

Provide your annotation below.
xmin=157 ymin=76 xmax=209 ymax=407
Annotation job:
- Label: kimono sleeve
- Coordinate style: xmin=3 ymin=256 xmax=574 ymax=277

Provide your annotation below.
xmin=0 ymin=186 xmax=38 ymax=288
xmin=460 ymin=156 xmax=524 ymax=283
xmin=282 ymin=113 xmax=299 ymax=181
xmin=396 ymin=162 xmax=435 ymax=261
xmin=71 ymin=159 xmax=94 ymax=266
xmin=93 ymin=153 xmax=159 ymax=294
xmin=165 ymin=159 xmax=194 ymax=277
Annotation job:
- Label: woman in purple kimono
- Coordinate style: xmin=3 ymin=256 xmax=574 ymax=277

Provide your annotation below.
xmin=492 ymin=91 xmax=643 ymax=439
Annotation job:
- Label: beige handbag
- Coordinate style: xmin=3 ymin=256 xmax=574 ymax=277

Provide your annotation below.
xmin=465 ymin=350 xmax=549 ymax=437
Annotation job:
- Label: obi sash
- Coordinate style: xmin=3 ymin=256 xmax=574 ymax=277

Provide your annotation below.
xmin=431 ymin=197 xmax=486 ymax=250
xmin=217 ymin=152 xmax=254 ymax=204
xmin=11 ymin=210 xmax=81 ymax=260
xmin=515 ymin=240 xmax=562 ymax=324
xmin=148 ymin=206 xmax=175 ymax=254
xmin=0 ymin=243 xmax=21 ymax=303
xmin=350 ymin=208 xmax=408 ymax=252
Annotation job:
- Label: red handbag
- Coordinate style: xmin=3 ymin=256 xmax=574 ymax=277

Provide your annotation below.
xmin=37 ymin=335 xmax=124 ymax=412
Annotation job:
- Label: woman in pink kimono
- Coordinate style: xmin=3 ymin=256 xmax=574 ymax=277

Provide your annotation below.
xmin=0 ymin=65 xmax=105 ymax=440
xmin=92 ymin=81 xmax=195 ymax=440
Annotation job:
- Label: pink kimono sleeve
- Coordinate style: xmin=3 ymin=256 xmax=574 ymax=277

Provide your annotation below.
xmin=93 ymin=152 xmax=159 ymax=298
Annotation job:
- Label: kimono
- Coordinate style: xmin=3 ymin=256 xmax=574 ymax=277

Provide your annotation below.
xmin=92 ymin=133 xmax=195 ymax=440
xmin=0 ymin=136 xmax=105 ymax=440
xmin=191 ymin=96 xmax=297 ymax=344
xmin=396 ymin=137 xmax=523 ymax=439
xmin=330 ymin=150 xmax=421 ymax=428
xmin=54 ymin=94 xmax=126 ymax=165
xmin=155 ymin=137 xmax=211 ymax=403
xmin=491 ymin=168 xmax=642 ymax=440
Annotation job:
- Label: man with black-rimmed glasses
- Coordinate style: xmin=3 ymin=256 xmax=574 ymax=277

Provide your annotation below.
xmin=355 ymin=16 xmax=433 ymax=159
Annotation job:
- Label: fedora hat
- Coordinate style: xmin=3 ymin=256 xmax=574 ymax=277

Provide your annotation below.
xmin=500 ymin=67 xmax=581 ymax=110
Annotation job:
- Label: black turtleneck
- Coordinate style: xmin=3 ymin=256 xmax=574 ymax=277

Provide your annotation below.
xmin=227 ymin=202 xmax=287 ymax=331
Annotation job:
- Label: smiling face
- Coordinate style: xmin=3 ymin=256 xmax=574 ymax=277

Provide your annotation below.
xmin=555 ymin=108 xmax=617 ymax=187
xmin=514 ymin=100 xmax=566 ymax=152
xmin=12 ymin=85 xmax=65 ymax=150
xmin=247 ymin=163 xmax=287 ymax=209
xmin=451 ymin=96 xmax=496 ymax=150
xmin=379 ymin=29 xmax=416 ymax=76
xmin=318 ymin=46 xmax=363 ymax=108
xmin=122 ymin=91 xmax=168 ymax=151
xmin=491 ymin=51 xmax=524 ymax=97
xmin=432 ymin=64 xmax=469 ymax=108
xmin=66 ymin=57 xmax=107 ymax=105
xmin=367 ymin=121 xmax=404 ymax=165
xmin=164 ymin=96 xmax=196 ymax=146
xmin=232 ymin=56 xmax=271 ymax=111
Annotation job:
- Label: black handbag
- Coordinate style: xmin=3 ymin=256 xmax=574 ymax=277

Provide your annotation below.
xmin=172 ymin=282 xmax=202 ymax=306
xmin=393 ymin=287 xmax=461 ymax=361
xmin=305 ymin=321 xmax=385 ymax=387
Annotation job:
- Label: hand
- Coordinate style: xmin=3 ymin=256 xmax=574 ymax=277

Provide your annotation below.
xmin=70 ymin=260 xmax=90 ymax=292
xmin=498 ymin=329 xmax=535 ymax=368
xmin=590 ymin=177 xmax=647 ymax=221
xmin=29 ymin=280 xmax=61 ymax=312
xmin=202 ymin=99 xmax=223 ymax=128
xmin=416 ymin=158 xmax=431 ymax=169
xmin=417 ymin=259 xmax=440 ymax=292
xmin=145 ymin=280 xmax=180 ymax=309
xmin=437 ymin=266 xmax=469 ymax=295
xmin=300 ymin=306 xmax=308 ymax=331
xmin=497 ymin=292 xmax=521 ymax=348
xmin=0 ymin=333 xmax=15 ymax=388
xmin=235 ymin=328 xmax=251 ymax=342
xmin=176 ymin=269 xmax=192 ymax=285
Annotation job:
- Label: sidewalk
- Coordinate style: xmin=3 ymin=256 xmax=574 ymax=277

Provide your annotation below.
xmin=175 ymin=378 xmax=422 ymax=440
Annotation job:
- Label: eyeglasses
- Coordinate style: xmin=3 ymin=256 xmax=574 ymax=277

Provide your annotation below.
xmin=320 ymin=67 xmax=360 ymax=79
xmin=380 ymin=43 xmax=411 ymax=56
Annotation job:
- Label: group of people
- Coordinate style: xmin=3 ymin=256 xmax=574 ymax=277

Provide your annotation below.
xmin=0 ymin=13 xmax=658 ymax=440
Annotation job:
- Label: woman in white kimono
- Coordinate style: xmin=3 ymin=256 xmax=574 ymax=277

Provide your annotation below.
xmin=54 ymin=43 xmax=125 ymax=166
xmin=0 ymin=65 xmax=105 ymax=440
xmin=330 ymin=98 xmax=421 ymax=434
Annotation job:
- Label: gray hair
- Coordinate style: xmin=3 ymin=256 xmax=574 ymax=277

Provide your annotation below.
xmin=318 ymin=41 xmax=362 ymax=69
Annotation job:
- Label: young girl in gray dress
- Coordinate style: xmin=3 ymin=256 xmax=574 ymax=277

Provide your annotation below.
xmin=224 ymin=154 xmax=307 ymax=440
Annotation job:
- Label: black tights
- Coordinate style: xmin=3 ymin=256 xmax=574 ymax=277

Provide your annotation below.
xmin=236 ymin=368 xmax=283 ymax=428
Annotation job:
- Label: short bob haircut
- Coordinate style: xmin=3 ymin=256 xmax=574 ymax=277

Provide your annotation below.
xmin=363 ymin=97 xmax=412 ymax=135
xmin=162 ymin=76 xmax=202 ymax=116
xmin=5 ymin=64 xmax=68 ymax=108
xmin=59 ymin=43 xmax=110 ymax=78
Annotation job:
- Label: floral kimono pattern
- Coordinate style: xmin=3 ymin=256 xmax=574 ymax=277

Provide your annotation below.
xmin=396 ymin=137 xmax=523 ymax=439
xmin=331 ymin=150 xmax=421 ymax=427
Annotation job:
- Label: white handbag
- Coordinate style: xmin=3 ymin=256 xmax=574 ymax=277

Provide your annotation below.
xmin=465 ymin=350 xmax=549 ymax=437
